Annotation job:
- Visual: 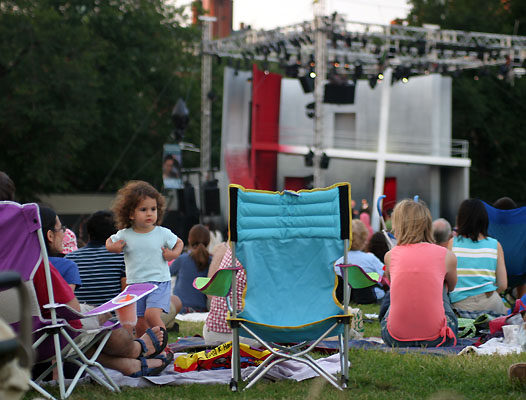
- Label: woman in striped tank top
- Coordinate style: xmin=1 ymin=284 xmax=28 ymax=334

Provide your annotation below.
xmin=448 ymin=199 xmax=508 ymax=315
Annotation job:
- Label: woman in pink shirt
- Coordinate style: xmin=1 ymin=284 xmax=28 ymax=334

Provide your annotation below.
xmin=380 ymin=199 xmax=458 ymax=347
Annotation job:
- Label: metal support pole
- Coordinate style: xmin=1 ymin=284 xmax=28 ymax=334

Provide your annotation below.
xmin=371 ymin=68 xmax=392 ymax=231
xmin=199 ymin=16 xmax=216 ymax=220
xmin=199 ymin=16 xmax=215 ymax=179
xmin=313 ymin=0 xmax=326 ymax=188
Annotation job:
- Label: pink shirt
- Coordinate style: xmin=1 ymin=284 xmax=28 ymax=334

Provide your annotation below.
xmin=387 ymin=243 xmax=448 ymax=342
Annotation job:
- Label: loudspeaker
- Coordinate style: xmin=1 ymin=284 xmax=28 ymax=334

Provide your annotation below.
xmin=204 ymin=187 xmax=220 ymax=216
xmin=299 ymin=74 xmax=315 ymax=93
xmin=323 ymin=83 xmax=355 ymax=104
xmin=177 ymin=183 xmax=199 ymax=216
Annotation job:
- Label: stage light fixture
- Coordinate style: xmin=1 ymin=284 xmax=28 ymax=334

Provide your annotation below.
xmin=285 ymin=64 xmax=299 ymax=78
xmin=320 ymin=153 xmax=330 ymax=169
xmin=305 ymin=102 xmax=315 ymax=119
xmin=368 ymin=76 xmax=377 ymax=89
xmin=344 ymin=56 xmax=350 ymax=70
xmin=171 ymin=98 xmax=189 ymax=142
xmin=262 ymin=59 xmax=270 ymax=74
xmin=353 ymin=64 xmax=363 ymax=82
xmin=304 ymin=150 xmax=314 ymax=166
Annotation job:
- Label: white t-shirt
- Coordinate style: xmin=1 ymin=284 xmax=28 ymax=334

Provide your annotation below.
xmin=111 ymin=226 xmax=178 ymax=283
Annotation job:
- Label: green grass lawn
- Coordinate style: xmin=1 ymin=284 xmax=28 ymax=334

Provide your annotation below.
xmin=23 ymin=303 xmax=526 ymax=399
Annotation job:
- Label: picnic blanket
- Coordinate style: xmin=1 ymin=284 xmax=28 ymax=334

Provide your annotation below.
xmin=82 ymin=352 xmax=346 ymax=388
xmin=459 ymin=337 xmax=523 ymax=355
xmin=51 ymin=336 xmax=502 ymax=390
xmin=169 ymin=336 xmax=477 ymax=356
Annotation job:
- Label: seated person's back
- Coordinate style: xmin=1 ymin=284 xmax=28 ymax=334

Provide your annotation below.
xmin=170 ymin=224 xmax=210 ymax=313
xmin=381 ymin=199 xmax=458 ymax=348
xmin=448 ymin=199 xmax=508 ymax=315
xmin=334 ymin=220 xmax=385 ymax=303
xmin=66 ymin=211 xmax=125 ymax=306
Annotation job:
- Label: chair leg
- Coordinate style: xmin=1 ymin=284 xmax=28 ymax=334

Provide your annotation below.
xmin=52 ymin=333 xmax=67 ymax=400
xmin=230 ymin=325 xmax=241 ymax=392
xmin=342 ymin=322 xmax=350 ymax=388
xmin=29 ymin=380 xmax=57 ymax=400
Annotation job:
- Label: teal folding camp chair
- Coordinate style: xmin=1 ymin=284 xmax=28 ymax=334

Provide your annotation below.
xmin=196 ymin=183 xmax=353 ymax=391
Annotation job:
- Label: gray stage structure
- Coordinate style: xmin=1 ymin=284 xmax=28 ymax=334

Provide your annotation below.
xmin=201 ymin=14 xmax=526 ymax=228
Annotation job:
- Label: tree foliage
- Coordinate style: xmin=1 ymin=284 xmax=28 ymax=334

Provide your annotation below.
xmin=0 ymin=0 xmax=202 ymax=201
xmin=406 ymin=0 xmax=526 ymax=203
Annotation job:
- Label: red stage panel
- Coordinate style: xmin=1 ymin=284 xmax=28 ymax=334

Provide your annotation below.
xmin=251 ymin=65 xmax=281 ymax=191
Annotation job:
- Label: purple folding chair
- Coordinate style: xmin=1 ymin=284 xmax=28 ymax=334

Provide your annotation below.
xmin=0 ymin=201 xmax=156 ymax=400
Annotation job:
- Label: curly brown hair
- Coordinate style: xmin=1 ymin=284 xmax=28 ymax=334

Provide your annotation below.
xmin=112 ymin=180 xmax=166 ymax=230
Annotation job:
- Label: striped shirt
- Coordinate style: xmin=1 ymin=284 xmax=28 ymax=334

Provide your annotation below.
xmin=449 ymin=236 xmax=498 ymax=303
xmin=65 ymin=241 xmax=126 ymax=306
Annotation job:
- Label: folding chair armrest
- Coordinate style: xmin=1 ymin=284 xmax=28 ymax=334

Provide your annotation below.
xmin=44 ymin=303 xmax=86 ymax=321
xmin=337 ymin=264 xmax=381 ymax=289
xmin=44 ymin=283 xmax=158 ymax=322
xmin=83 ymin=283 xmax=158 ymax=317
xmin=33 ymin=321 xmax=70 ymax=334
xmin=193 ymin=267 xmax=242 ymax=297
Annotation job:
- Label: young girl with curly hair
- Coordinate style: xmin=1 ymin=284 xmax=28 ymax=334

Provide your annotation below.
xmin=106 ymin=180 xmax=184 ymax=338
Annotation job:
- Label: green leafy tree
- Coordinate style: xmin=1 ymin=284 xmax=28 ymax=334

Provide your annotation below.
xmin=0 ymin=0 xmax=202 ymax=201
xmin=406 ymin=0 xmax=526 ymax=202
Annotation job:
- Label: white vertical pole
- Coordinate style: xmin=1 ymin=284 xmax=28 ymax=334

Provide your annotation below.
xmin=313 ymin=0 xmax=326 ymax=188
xmin=371 ymin=68 xmax=392 ymax=231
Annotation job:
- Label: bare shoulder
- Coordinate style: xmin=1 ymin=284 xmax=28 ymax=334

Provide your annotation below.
xmin=384 ymin=250 xmax=392 ymax=265
xmin=445 ymin=249 xmax=457 ymax=269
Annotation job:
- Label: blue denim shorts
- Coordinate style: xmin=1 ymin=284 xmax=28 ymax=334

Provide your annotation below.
xmin=136 ymin=281 xmax=171 ymax=316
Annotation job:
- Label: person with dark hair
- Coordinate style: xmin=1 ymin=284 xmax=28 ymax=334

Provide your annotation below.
xmin=0 ymin=171 xmax=15 ymax=201
xmin=448 ymin=199 xmax=508 ymax=314
xmin=493 ymin=197 xmax=518 ymax=210
xmin=170 ymin=224 xmax=211 ymax=314
xmin=65 ymin=211 xmax=127 ymax=306
xmin=39 ymin=206 xmax=82 ymax=291
xmin=368 ymin=231 xmax=390 ymax=262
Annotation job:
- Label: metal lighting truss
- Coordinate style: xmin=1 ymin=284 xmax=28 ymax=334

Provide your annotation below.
xmin=198 ymin=14 xmax=526 ymax=197
xmin=202 ymin=14 xmax=526 ymax=77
